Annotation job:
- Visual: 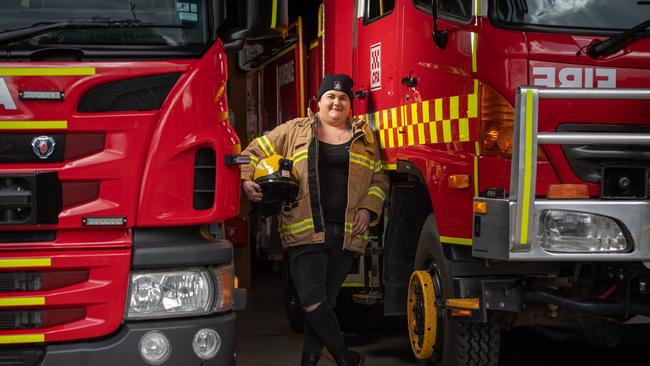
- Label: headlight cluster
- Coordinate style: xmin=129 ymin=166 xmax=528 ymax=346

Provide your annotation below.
xmin=126 ymin=266 xmax=232 ymax=320
xmin=538 ymin=210 xmax=630 ymax=253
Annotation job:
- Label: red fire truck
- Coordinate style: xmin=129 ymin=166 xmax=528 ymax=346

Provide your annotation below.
xmin=0 ymin=1 xmax=280 ymax=365
xmin=240 ymin=0 xmax=650 ymax=364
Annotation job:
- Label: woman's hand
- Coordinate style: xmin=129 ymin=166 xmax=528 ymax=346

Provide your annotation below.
xmin=352 ymin=208 xmax=370 ymax=237
xmin=242 ymin=180 xmax=263 ymax=202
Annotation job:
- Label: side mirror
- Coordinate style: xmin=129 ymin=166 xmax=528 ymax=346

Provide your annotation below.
xmin=434 ymin=29 xmax=448 ymax=49
xmin=224 ymin=39 xmax=245 ymax=53
xmin=431 ymin=0 xmax=448 ymax=49
xmin=218 ymin=0 xmax=288 ymax=53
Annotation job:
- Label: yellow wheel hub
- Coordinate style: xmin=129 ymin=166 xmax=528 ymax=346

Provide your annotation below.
xmin=407 ymin=270 xmax=437 ymax=360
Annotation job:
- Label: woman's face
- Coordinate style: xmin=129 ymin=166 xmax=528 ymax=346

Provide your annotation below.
xmin=318 ymin=90 xmax=351 ymax=124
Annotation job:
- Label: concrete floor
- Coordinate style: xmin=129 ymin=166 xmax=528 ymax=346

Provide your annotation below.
xmin=236 ymin=268 xmax=415 ymax=366
xmin=236 ymin=268 xmax=650 ymax=366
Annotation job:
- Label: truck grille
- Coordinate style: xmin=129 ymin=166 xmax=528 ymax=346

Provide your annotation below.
xmin=0 ymin=231 xmax=56 ymax=243
xmin=0 ymin=311 xmax=40 ymax=330
xmin=0 ymin=271 xmax=88 ymax=292
xmin=193 ymin=147 xmax=216 ymax=210
xmin=558 ymin=124 xmax=650 ymax=183
xmin=0 ymin=177 xmax=32 ymax=224
xmin=0 ymin=250 xmax=130 ymax=345
xmin=0 ymin=134 xmax=65 ymax=163
xmin=0 ymin=173 xmax=61 ymax=225
xmin=0 ymin=347 xmax=43 ymax=366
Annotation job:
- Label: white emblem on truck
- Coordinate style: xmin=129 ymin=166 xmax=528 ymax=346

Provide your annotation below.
xmin=370 ymin=43 xmax=381 ymax=91
xmin=0 ymin=78 xmax=17 ymax=110
xmin=532 ymin=67 xmax=616 ymax=88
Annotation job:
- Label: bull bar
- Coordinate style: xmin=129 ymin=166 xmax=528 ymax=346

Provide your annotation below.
xmin=472 ymin=87 xmax=650 ymax=261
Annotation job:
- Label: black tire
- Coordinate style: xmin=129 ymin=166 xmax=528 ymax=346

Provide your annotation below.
xmin=413 ymin=214 xmax=500 ymax=366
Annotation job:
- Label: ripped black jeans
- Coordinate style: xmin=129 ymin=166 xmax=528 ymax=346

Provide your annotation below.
xmin=287 ymin=222 xmax=358 ymax=357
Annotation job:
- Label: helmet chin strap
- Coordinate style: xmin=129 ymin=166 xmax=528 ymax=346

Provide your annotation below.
xmin=282 ymin=201 xmax=299 ymax=213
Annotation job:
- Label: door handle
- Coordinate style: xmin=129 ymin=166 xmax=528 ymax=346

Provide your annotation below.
xmin=354 ymin=89 xmax=367 ymax=99
xmin=401 ymin=77 xmax=417 ymax=88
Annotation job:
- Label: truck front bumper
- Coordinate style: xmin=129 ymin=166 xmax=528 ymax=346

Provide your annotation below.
xmin=39 ymin=313 xmax=236 ymax=366
xmin=473 ymin=198 xmax=650 ymax=262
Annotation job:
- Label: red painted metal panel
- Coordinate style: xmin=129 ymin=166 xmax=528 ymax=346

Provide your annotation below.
xmin=0 ymin=249 xmax=131 ymax=343
xmin=258 ymin=44 xmax=305 ymax=133
xmin=474 ymin=21 xmax=529 ymax=107
xmin=0 ymin=62 xmax=188 ymax=229
xmin=138 ymin=41 xmax=241 ymax=225
xmin=225 ymin=216 xmax=248 ymax=247
xmin=352 ymin=2 xmax=400 ymax=122
xmin=0 ymin=41 xmax=240 ymax=228
xmin=0 ymin=229 xmax=130 ymax=252
xmin=0 ymin=38 xmax=241 ymax=346
xmin=308 ymin=36 xmax=323 ymax=113
xmin=324 ymin=0 xmax=354 ymax=77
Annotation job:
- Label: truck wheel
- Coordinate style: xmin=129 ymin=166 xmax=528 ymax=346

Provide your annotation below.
xmin=408 ymin=214 xmax=500 ymax=366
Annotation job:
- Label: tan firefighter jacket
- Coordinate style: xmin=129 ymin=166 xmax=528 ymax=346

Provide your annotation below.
xmin=241 ymin=114 xmax=389 ymax=254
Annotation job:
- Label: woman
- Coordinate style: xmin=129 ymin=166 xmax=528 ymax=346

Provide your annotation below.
xmin=241 ymin=74 xmax=388 ymax=366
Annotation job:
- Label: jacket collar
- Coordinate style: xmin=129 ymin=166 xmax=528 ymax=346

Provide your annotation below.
xmin=352 ymin=116 xmax=374 ymax=145
xmin=308 ymin=111 xmax=374 ymax=145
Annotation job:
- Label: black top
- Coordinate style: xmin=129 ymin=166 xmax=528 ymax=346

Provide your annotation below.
xmin=318 ymin=139 xmax=351 ymax=223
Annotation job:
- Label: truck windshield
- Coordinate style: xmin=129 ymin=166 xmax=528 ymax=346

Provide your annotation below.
xmin=493 ymin=0 xmax=649 ymax=31
xmin=0 ymin=0 xmax=209 ymax=49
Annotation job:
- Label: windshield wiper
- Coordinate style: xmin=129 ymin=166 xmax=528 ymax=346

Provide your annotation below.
xmin=0 ymin=20 xmax=189 ymax=45
xmin=587 ymin=18 xmax=650 ymax=59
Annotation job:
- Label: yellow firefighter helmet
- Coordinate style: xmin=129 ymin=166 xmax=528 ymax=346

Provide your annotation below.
xmin=253 ymin=155 xmax=299 ymax=216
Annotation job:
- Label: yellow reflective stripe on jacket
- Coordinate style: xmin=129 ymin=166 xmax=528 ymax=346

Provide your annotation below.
xmin=383 ymin=161 xmax=397 ymax=170
xmin=257 ymin=135 xmax=277 ymax=157
xmin=292 ymin=149 xmax=308 ymax=164
xmin=367 ymin=186 xmax=386 ymax=201
xmin=344 ymin=222 xmax=370 ymax=240
xmin=249 ymin=155 xmax=260 ymax=168
xmin=350 ymin=152 xmax=372 ymax=169
xmin=280 ymin=218 xmax=314 ymax=236
xmin=350 ymin=152 xmax=382 ymax=172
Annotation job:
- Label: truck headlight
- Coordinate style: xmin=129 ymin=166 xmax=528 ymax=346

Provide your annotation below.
xmin=538 ymin=210 xmax=630 ymax=253
xmin=126 ymin=266 xmax=232 ymax=320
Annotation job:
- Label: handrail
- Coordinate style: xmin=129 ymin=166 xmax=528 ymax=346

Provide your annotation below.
xmin=509 ymin=87 xmax=650 ymax=251
xmin=538 ymin=88 xmax=650 ymax=99
xmin=537 ymin=133 xmax=650 ymax=145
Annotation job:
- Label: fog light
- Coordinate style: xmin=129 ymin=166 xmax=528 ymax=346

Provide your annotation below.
xmin=139 ymin=331 xmax=171 ymax=365
xmin=192 ymin=328 xmax=221 ymax=360
xmin=538 ymin=210 xmax=629 ymax=253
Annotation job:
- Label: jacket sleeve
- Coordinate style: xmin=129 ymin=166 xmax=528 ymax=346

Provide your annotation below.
xmin=240 ymin=122 xmax=290 ymax=181
xmin=358 ymin=144 xmax=390 ymax=227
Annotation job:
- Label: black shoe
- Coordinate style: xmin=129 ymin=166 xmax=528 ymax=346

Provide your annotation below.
xmin=357 ymin=352 xmax=365 ymax=366
xmin=301 ymin=351 xmax=321 ymax=366
xmin=342 ymin=350 xmax=364 ymax=366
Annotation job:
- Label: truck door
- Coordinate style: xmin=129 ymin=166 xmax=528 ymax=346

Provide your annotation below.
xmin=353 ymin=0 xmax=400 ymax=152
xmin=400 ymin=0 xmax=479 ymax=241
xmin=401 ymin=0 xmax=477 ymax=146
